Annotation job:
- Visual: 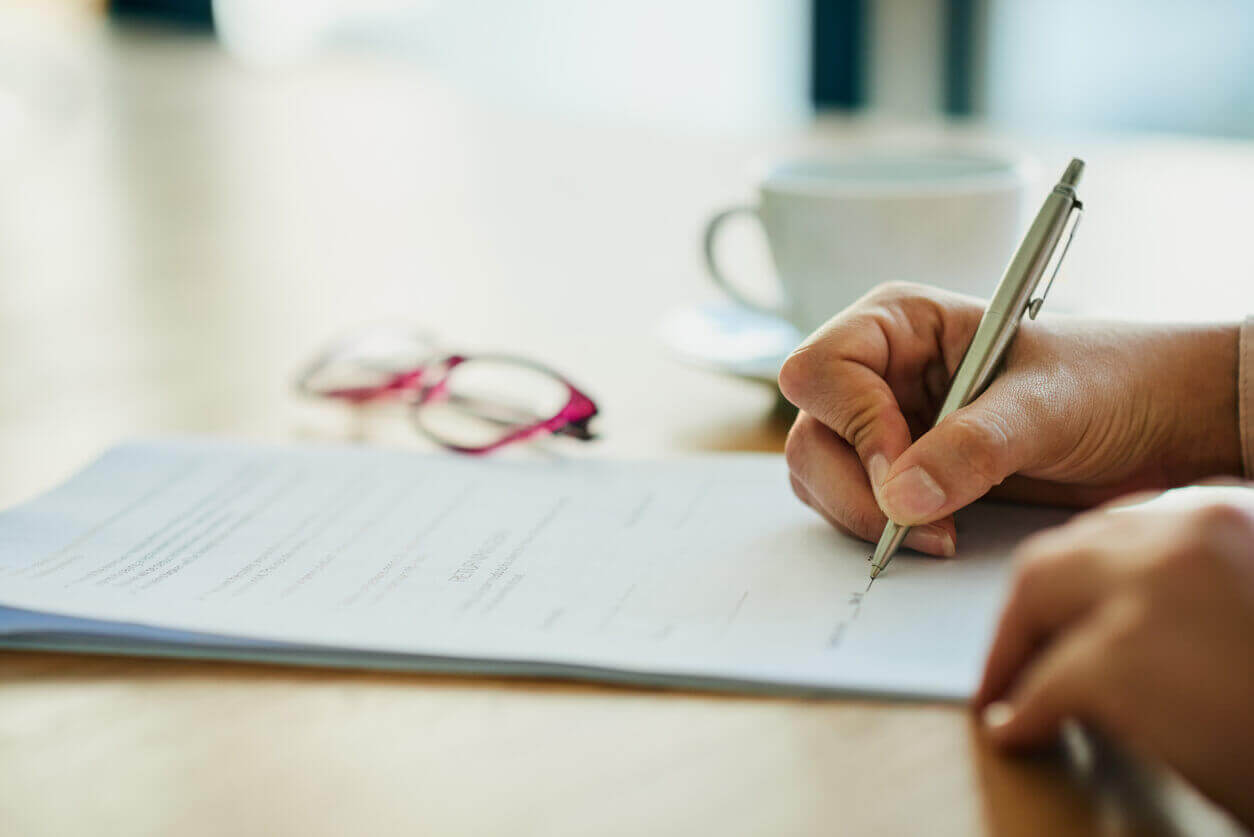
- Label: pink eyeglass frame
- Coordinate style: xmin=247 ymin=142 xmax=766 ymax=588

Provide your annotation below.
xmin=297 ymin=350 xmax=599 ymax=456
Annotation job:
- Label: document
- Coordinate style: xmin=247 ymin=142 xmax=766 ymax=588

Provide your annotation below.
xmin=0 ymin=439 xmax=1069 ymax=699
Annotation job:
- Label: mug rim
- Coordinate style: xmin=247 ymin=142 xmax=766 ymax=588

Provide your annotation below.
xmin=752 ymin=148 xmax=1036 ymax=199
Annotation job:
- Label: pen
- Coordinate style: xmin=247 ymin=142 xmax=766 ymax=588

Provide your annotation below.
xmin=869 ymin=158 xmax=1086 ymax=582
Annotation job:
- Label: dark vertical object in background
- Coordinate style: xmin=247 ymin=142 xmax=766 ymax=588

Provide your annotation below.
xmin=110 ymin=0 xmax=214 ymax=28
xmin=944 ymin=0 xmax=976 ymax=115
xmin=811 ymin=0 xmax=866 ymax=108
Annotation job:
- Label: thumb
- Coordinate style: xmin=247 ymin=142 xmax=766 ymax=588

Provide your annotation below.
xmin=878 ymin=386 xmax=1046 ymax=525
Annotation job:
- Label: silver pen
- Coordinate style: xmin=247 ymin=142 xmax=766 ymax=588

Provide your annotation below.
xmin=869 ymin=158 xmax=1086 ymax=582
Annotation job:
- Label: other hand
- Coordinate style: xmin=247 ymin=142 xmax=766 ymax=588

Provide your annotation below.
xmin=975 ymin=487 xmax=1254 ymax=828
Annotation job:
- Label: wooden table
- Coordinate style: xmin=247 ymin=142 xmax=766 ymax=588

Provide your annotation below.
xmin=0 ymin=23 xmax=1247 ymax=836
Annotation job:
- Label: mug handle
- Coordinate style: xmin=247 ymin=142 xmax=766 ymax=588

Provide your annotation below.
xmin=702 ymin=205 xmax=787 ymax=318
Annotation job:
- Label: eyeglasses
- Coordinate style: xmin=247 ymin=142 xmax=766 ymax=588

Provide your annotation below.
xmin=296 ymin=328 xmax=599 ymax=455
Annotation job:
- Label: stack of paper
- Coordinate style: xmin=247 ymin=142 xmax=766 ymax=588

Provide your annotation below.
xmin=0 ymin=439 xmax=1067 ymax=699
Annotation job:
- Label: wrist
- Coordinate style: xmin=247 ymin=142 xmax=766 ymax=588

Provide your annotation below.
xmin=1161 ymin=323 xmax=1243 ymax=483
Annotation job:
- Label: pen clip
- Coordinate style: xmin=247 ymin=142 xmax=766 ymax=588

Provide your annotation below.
xmin=1028 ymin=200 xmax=1083 ymax=320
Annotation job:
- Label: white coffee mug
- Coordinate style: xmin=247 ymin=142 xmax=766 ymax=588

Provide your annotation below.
xmin=704 ymin=150 xmax=1034 ymax=334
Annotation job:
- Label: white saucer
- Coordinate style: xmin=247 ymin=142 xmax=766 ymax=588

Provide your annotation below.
xmin=658 ymin=302 xmax=801 ymax=384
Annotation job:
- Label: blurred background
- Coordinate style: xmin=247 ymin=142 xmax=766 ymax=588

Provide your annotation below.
xmin=7 ymin=0 xmax=1254 ymax=156
xmin=2 ymin=0 xmax=1253 ymax=499
xmin=26 ymin=0 xmax=1254 ymax=135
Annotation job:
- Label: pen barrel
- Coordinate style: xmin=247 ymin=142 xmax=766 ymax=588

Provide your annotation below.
xmin=933 ymin=187 xmax=1078 ymax=422
xmin=869 ymin=160 xmax=1083 ymax=581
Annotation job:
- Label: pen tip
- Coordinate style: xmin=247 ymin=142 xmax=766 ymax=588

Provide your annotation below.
xmin=869 ymin=563 xmax=882 ymax=581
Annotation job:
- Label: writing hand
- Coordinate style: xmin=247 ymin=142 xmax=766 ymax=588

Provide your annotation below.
xmin=778 ymin=282 xmax=1241 ymax=554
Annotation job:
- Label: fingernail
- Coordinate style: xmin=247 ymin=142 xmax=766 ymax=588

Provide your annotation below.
xmin=905 ymin=525 xmax=955 ymax=557
xmin=880 ymin=466 xmax=946 ymax=523
xmin=982 ymin=701 xmax=1014 ymax=730
xmin=868 ymin=453 xmax=890 ymax=495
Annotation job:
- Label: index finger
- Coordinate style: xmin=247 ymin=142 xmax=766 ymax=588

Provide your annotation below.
xmin=777 ymin=314 xmax=912 ymax=491
xmin=777 ymin=285 xmax=981 ymax=496
xmin=975 ymin=524 xmax=1127 ymax=706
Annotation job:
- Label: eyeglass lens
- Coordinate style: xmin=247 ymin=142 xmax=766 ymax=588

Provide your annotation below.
xmin=413 ymin=358 xmax=572 ymax=449
xmin=302 ymin=330 xmax=439 ymax=395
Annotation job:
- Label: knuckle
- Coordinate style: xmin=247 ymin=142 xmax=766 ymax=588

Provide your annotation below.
xmin=864 ymin=280 xmax=928 ymax=305
xmin=1150 ymin=538 xmax=1198 ymax=576
xmin=777 ymin=346 xmax=820 ymax=407
xmin=1189 ymin=501 xmax=1254 ymax=540
xmin=1146 ymin=501 xmax=1254 ymax=576
xmin=837 ymin=392 xmax=891 ymax=454
xmin=947 ymin=412 xmax=1013 ymax=490
xmin=778 ymin=339 xmax=850 ymax=409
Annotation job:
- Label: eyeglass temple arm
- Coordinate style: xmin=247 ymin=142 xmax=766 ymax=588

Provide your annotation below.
xmin=443 ymin=393 xmax=597 ymax=440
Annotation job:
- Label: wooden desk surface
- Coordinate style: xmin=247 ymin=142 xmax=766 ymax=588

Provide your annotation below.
xmin=0 ymin=24 xmax=1247 ymax=836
